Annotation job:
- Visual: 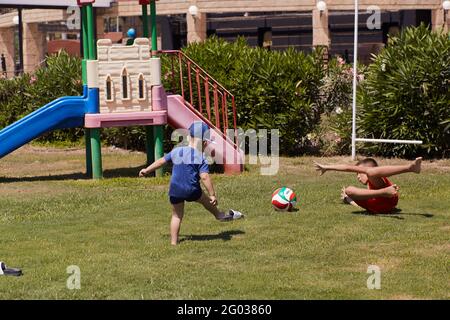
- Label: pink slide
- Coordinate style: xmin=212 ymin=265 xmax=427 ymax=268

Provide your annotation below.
xmin=165 ymin=94 xmax=243 ymax=174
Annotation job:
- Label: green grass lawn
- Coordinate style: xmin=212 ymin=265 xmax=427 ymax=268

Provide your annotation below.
xmin=0 ymin=145 xmax=449 ymax=299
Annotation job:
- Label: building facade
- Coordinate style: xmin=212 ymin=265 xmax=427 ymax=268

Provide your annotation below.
xmin=0 ymin=0 xmax=449 ymax=76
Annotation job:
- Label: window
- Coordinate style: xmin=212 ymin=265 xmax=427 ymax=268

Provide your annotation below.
xmin=138 ymin=73 xmax=146 ymax=100
xmin=104 ymin=16 xmax=124 ymax=33
xmin=121 ymin=67 xmax=130 ymax=100
xmin=105 ymin=75 xmax=114 ymax=102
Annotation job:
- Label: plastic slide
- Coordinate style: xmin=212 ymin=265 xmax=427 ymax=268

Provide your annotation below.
xmin=167 ymin=94 xmax=243 ymax=174
xmin=0 ymin=97 xmax=87 ymax=159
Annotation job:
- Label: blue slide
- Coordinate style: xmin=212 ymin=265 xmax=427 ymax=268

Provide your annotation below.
xmin=0 ymin=96 xmax=87 ymax=159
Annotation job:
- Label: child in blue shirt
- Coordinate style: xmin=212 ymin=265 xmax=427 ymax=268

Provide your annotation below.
xmin=139 ymin=121 xmax=243 ymax=245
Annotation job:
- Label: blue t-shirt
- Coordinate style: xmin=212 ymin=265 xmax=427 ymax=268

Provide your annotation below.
xmin=164 ymin=146 xmax=209 ymax=198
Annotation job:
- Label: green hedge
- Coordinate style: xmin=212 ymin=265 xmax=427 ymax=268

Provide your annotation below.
xmin=177 ymin=37 xmax=326 ymax=155
xmin=358 ymin=25 xmax=450 ymax=158
xmin=1 ymin=26 xmax=449 ymax=158
xmin=313 ymin=57 xmax=367 ymax=155
xmin=0 ymin=51 xmax=84 ymax=143
xmin=313 ymin=25 xmax=450 ymax=158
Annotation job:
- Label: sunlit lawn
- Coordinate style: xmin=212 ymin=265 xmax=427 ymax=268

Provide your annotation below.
xmin=0 ymin=145 xmax=449 ymax=299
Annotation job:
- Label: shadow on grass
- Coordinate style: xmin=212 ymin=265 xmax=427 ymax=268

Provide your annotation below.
xmin=0 ymin=172 xmax=88 ymax=183
xmin=272 ymin=207 xmax=300 ymax=213
xmin=103 ymin=166 xmax=145 ymax=178
xmin=351 ymin=208 xmax=434 ymax=220
xmin=179 ymin=230 xmax=245 ymax=243
xmin=0 ymin=166 xmax=148 ymax=183
xmin=0 ymin=164 xmax=235 ymax=183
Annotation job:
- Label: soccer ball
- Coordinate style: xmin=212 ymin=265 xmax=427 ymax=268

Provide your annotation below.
xmin=271 ymin=187 xmax=297 ymax=211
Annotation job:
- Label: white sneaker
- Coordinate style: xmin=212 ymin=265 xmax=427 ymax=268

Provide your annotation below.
xmin=0 ymin=261 xmax=22 ymax=276
xmin=220 ymin=209 xmax=244 ymax=221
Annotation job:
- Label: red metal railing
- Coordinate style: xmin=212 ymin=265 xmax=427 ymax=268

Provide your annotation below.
xmin=158 ymin=50 xmax=238 ymax=145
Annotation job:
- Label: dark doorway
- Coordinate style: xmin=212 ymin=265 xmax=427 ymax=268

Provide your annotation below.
xmin=415 ymin=10 xmax=432 ymax=28
xmin=168 ymin=15 xmax=187 ymax=50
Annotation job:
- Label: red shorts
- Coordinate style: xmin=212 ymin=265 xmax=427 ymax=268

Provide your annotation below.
xmin=354 ymin=196 xmax=398 ymax=214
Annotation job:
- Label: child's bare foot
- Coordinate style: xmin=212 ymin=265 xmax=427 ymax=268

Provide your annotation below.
xmin=341 ymin=187 xmax=352 ymax=204
xmin=340 ymin=187 xmax=359 ymax=206
xmin=383 ymin=184 xmax=399 ymax=198
xmin=410 ymin=157 xmax=422 ymax=174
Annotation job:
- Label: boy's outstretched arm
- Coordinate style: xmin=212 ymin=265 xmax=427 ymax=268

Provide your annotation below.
xmin=200 ymin=172 xmax=217 ymax=206
xmin=139 ymin=157 xmax=167 ymax=177
xmin=314 ymin=161 xmax=368 ymax=176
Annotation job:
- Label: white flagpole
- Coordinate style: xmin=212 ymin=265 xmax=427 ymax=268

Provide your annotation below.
xmin=351 ymin=0 xmax=359 ymax=160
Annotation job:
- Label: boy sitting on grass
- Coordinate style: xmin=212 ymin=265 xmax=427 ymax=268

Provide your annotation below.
xmin=139 ymin=121 xmax=243 ymax=245
xmin=314 ymin=157 xmax=422 ymax=214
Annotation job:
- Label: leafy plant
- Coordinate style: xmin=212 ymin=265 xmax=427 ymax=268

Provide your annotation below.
xmin=2 ymin=29 xmax=448 ymax=158
xmin=312 ymin=57 xmax=366 ymax=155
xmin=167 ymin=37 xmax=326 ymax=155
xmin=0 ymin=73 xmax=33 ymax=128
xmin=358 ymin=24 xmax=450 ymax=157
xmin=0 ymin=51 xmax=84 ymax=143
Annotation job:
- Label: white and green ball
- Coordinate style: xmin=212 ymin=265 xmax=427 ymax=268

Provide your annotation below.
xmin=271 ymin=187 xmax=297 ymax=211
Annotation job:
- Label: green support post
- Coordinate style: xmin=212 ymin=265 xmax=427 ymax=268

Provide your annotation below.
xmin=81 ymin=6 xmax=88 ymax=74
xmin=153 ymin=125 xmax=164 ymax=173
xmin=85 ymin=129 xmax=92 ymax=176
xmin=86 ymin=3 xmax=102 ymax=179
xmin=81 ymin=6 xmax=92 ymax=177
xmin=150 ymin=0 xmax=158 ymax=53
xmin=90 ymin=129 xmax=103 ymax=179
xmin=145 ymin=128 xmax=155 ymax=167
xmin=142 ymin=3 xmax=155 ymax=167
xmin=150 ymin=0 xmax=164 ymax=177
xmin=86 ymin=4 xmax=96 ymax=60
xmin=142 ymin=4 xmax=149 ymax=37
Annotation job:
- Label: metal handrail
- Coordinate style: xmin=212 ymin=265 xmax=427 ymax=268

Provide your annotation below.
xmin=158 ymin=50 xmax=234 ymax=96
xmin=158 ymin=50 xmax=238 ymax=146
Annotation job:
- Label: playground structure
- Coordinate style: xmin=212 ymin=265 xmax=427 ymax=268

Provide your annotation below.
xmin=0 ymin=0 xmax=243 ymax=178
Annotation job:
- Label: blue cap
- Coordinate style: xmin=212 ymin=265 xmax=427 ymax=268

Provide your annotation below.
xmin=189 ymin=121 xmax=213 ymax=143
xmin=127 ymin=28 xmax=136 ymax=38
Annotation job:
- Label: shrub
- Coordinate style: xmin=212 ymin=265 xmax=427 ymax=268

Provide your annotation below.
xmin=312 ymin=57 xmax=366 ymax=155
xmin=358 ymin=25 xmax=450 ymax=158
xmin=0 ymin=40 xmax=338 ymax=155
xmin=32 ymin=51 xmax=84 ymax=142
xmin=0 ymin=51 xmax=84 ymax=143
xmin=172 ymin=37 xmax=326 ymax=155
xmin=0 ymin=73 xmax=33 ymax=128
xmin=3 ymin=28 xmax=447 ymax=159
